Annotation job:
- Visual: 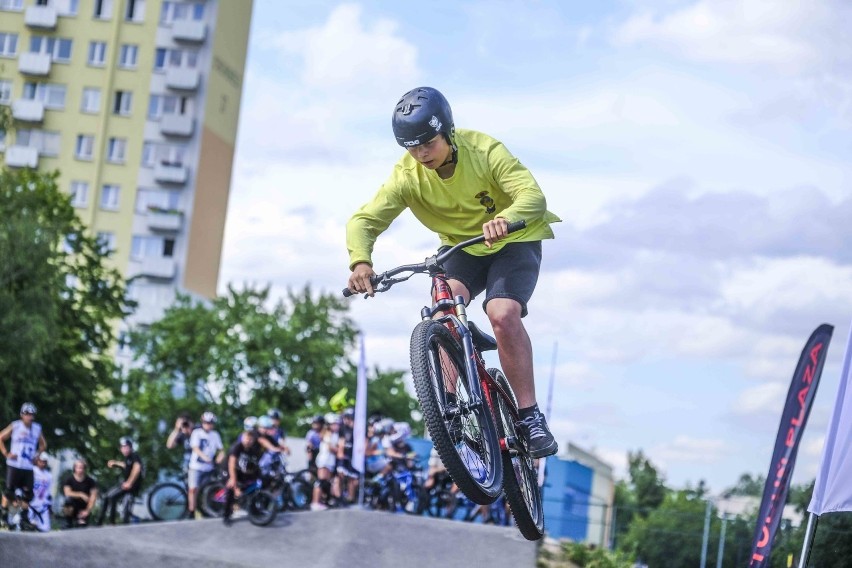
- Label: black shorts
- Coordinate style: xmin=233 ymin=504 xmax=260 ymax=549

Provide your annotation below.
xmin=5 ymin=466 xmax=34 ymax=501
xmin=441 ymin=241 xmax=542 ymax=318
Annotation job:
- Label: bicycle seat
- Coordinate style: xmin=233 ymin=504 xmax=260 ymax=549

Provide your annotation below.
xmin=469 ymin=321 xmax=497 ymax=352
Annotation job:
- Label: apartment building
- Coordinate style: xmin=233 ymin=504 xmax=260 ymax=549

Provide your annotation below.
xmin=0 ymin=0 xmax=253 ymax=349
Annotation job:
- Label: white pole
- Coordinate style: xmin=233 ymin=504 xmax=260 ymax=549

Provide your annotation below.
xmin=716 ymin=513 xmax=728 ymax=568
xmin=537 ymin=341 xmax=558 ymax=487
xmin=797 ymin=513 xmax=818 ymax=568
xmin=700 ymin=499 xmax=712 ymax=568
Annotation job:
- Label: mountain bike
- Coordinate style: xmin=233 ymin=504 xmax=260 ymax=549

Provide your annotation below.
xmin=343 ymin=220 xmax=545 ymax=540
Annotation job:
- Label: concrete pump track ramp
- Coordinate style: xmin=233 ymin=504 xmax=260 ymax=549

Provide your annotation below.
xmin=0 ymin=509 xmax=537 ymax=568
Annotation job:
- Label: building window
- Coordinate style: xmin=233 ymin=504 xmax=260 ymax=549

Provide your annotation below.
xmin=93 ymin=0 xmax=112 ymax=19
xmin=55 ymin=0 xmax=79 ymax=17
xmin=100 ymin=184 xmax=120 ymax=210
xmin=160 ymin=1 xmax=203 ymax=23
xmin=118 ymin=44 xmax=138 ymax=68
xmin=69 ymin=181 xmax=88 ymax=207
xmin=130 ymin=235 xmax=172 ymax=259
xmin=81 ymin=87 xmax=101 ymax=113
xmin=23 ymin=82 xmax=67 ymax=110
xmin=125 ymin=0 xmax=144 ymax=22
xmin=96 ymin=231 xmax=116 ymax=252
xmin=88 ymin=41 xmax=107 ymax=66
xmin=0 ymin=0 xmax=23 ymax=11
xmin=75 ymin=134 xmax=94 ymax=160
xmin=148 ymin=94 xmax=188 ymax=119
xmin=0 ymin=79 xmax=11 ymax=104
xmin=106 ymin=137 xmax=127 ymax=163
xmin=141 ymin=141 xmax=185 ymax=168
xmin=113 ymin=90 xmax=132 ymax=115
xmin=17 ymin=129 xmax=60 ymax=156
xmin=30 ymin=36 xmax=73 ymax=63
xmin=0 ymin=32 xmax=18 ymax=57
xmin=135 ymin=188 xmax=180 ymax=213
xmin=154 ymin=48 xmax=197 ymax=71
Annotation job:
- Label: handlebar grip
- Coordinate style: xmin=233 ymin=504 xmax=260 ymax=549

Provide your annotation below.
xmin=506 ymin=220 xmax=527 ymax=234
xmin=342 ymin=288 xmax=354 ymax=298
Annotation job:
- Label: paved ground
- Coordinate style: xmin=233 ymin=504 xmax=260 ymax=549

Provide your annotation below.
xmin=0 ymin=509 xmax=538 ymax=568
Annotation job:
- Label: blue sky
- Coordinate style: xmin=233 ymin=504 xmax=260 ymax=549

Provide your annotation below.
xmin=218 ymin=0 xmax=852 ymax=493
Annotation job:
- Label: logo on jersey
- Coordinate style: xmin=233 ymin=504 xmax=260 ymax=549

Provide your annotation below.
xmin=475 ymin=191 xmax=496 ymax=214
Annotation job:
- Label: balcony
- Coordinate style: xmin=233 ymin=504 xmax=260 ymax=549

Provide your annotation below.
xmin=153 ymin=162 xmax=189 ymax=185
xmin=18 ymin=52 xmax=52 ymax=76
xmin=147 ymin=209 xmax=184 ymax=232
xmin=159 ymin=114 xmax=195 ymax=137
xmin=138 ymin=257 xmax=176 ymax=280
xmin=5 ymin=146 xmax=39 ymax=168
xmin=171 ymin=20 xmax=207 ymax=43
xmin=11 ymin=99 xmax=45 ymax=122
xmin=165 ymin=67 xmax=200 ymax=91
xmin=25 ymin=5 xmax=58 ymax=29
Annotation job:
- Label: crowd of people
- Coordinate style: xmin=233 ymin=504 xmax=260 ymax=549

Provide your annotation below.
xmin=0 ymin=400 xmax=429 ymax=531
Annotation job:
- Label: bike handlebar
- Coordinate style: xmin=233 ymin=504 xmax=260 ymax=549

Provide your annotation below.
xmin=342 ymin=220 xmax=527 ymax=298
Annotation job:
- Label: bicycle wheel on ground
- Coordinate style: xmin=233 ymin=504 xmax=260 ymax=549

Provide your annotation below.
xmin=288 ymin=479 xmax=312 ymax=511
xmin=198 ymin=480 xmax=226 ymax=518
xmin=147 ymin=482 xmax=188 ymax=521
xmin=410 ymin=320 xmax=502 ymax=505
xmin=248 ymin=490 xmax=278 ymax=527
xmin=488 ymin=367 xmax=545 ymax=541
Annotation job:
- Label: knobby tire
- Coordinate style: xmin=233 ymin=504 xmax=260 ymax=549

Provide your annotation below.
xmin=410 ymin=320 xmax=502 ymax=505
xmin=488 ymin=367 xmax=545 ymax=541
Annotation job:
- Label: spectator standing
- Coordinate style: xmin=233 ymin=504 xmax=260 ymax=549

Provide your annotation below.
xmin=187 ymin=411 xmax=224 ymax=519
xmin=61 ymin=459 xmax=98 ymax=528
xmin=165 ymin=412 xmax=195 ymax=475
xmin=0 ymin=402 xmax=47 ymax=530
xmin=28 ymin=452 xmax=53 ymax=532
xmin=305 ymin=415 xmax=324 ymax=475
xmin=98 ymin=437 xmax=143 ymax=525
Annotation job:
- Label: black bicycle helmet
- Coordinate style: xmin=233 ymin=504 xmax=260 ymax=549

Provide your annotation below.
xmin=392 ymin=87 xmax=455 ymax=149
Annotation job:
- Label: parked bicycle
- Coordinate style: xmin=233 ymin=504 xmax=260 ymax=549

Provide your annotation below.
xmin=264 ymin=453 xmax=312 ymax=512
xmin=344 ymin=220 xmax=545 ymax=540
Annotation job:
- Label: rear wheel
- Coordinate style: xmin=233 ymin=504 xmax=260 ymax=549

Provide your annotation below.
xmin=410 ymin=320 xmax=502 ymax=505
xmin=248 ymin=490 xmax=278 ymax=526
xmin=287 ymin=479 xmax=312 ymax=511
xmin=147 ymin=482 xmax=188 ymax=521
xmin=488 ymin=367 xmax=545 ymax=541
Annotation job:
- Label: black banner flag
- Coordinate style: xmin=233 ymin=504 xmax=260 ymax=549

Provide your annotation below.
xmin=749 ymin=324 xmax=833 ymax=567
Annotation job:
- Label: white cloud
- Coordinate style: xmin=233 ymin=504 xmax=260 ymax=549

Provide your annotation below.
xmin=270 ymin=4 xmax=420 ymax=89
xmin=612 ymin=0 xmax=851 ymax=74
xmin=652 ymin=435 xmax=729 ymax=466
xmin=732 ymin=382 xmax=786 ymax=415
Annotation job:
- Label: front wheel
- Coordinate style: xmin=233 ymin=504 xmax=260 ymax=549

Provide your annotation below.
xmin=410 ymin=320 xmax=502 ymax=505
xmin=248 ymin=490 xmax=278 ymax=526
xmin=147 ymin=482 xmax=188 ymax=521
xmin=198 ymin=480 xmax=226 ymax=518
xmin=488 ymin=367 xmax=545 ymax=541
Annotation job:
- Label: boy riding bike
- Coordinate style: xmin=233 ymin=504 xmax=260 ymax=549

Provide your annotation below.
xmin=345 ymin=86 xmax=560 ymax=459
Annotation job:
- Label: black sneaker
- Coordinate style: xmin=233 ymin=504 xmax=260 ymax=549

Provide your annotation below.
xmin=223 ymin=516 xmax=233 ymax=527
xmin=516 ymin=411 xmax=558 ymax=458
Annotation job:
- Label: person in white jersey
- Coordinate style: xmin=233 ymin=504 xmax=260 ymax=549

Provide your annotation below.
xmin=28 ymin=451 xmax=53 ymax=532
xmin=0 ymin=402 xmax=47 ymax=529
xmin=187 ymin=411 xmax=224 ymax=519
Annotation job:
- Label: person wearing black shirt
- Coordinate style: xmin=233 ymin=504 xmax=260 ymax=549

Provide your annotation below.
xmin=223 ymin=430 xmax=264 ymax=526
xmin=62 ymin=459 xmax=98 ymax=528
xmin=98 ymin=437 xmax=143 ymax=525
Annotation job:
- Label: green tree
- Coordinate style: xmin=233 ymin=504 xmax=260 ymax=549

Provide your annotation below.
xmin=0 ymin=167 xmax=130 ymax=469
xmin=118 ymin=284 xmax=419 ymax=478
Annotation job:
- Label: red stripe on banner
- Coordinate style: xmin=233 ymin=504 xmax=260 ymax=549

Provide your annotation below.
xmin=748 ymin=324 xmax=833 ymax=567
